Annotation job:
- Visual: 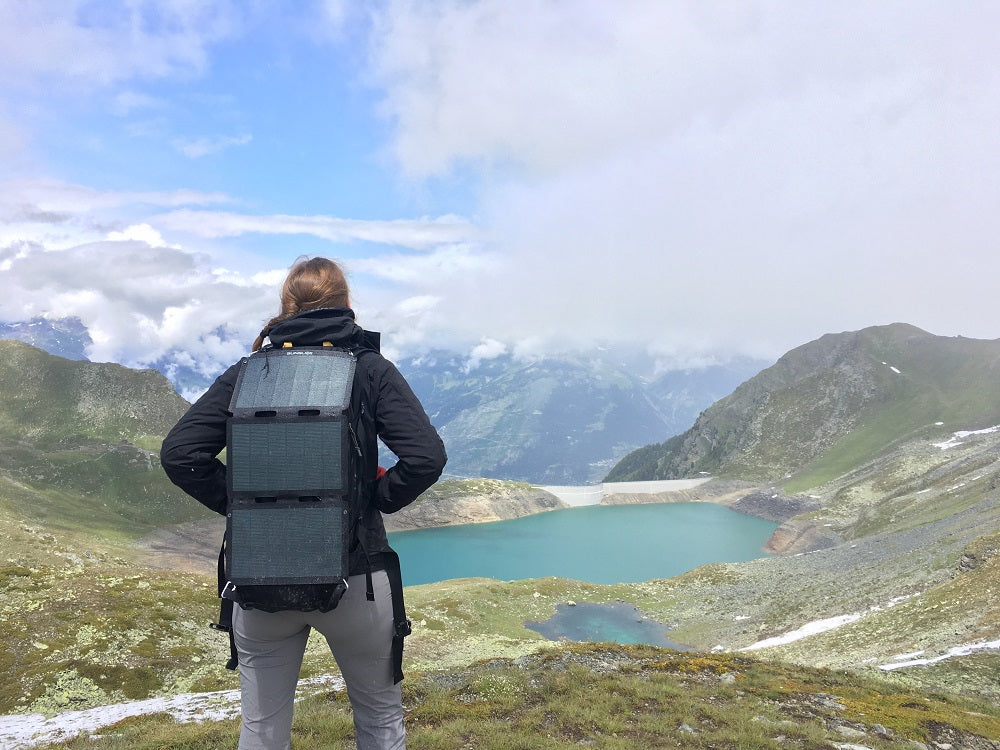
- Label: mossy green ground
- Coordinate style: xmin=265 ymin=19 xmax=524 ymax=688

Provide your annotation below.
xmin=0 ymin=517 xmax=231 ymax=715
xmin=36 ymin=645 xmax=1000 ymax=749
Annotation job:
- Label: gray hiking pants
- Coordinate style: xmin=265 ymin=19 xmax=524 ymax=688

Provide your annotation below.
xmin=232 ymin=570 xmax=405 ymax=750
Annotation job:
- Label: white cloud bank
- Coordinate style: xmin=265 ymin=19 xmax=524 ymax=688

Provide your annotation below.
xmin=364 ymin=0 xmax=1000 ymax=358
xmin=0 ymin=178 xmax=488 ymax=373
xmin=4 ymin=2 xmax=1000 ymax=373
xmin=1 ymin=237 xmax=268 ymax=372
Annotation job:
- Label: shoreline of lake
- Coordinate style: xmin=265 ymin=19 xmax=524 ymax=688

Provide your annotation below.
xmin=389 ymin=501 xmax=780 ymax=587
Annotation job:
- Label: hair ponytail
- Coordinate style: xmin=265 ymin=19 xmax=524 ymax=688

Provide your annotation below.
xmin=251 ymin=257 xmax=350 ymax=350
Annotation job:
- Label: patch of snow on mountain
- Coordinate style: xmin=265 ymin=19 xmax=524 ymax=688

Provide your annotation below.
xmin=878 ymin=639 xmax=1000 ymax=672
xmin=740 ymin=594 xmax=919 ymax=651
xmin=932 ymin=425 xmax=1000 ymax=450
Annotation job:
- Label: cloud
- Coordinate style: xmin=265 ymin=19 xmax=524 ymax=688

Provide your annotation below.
xmin=361 ymin=0 xmax=1000 ymax=360
xmin=0 ymin=181 xmax=280 ymax=374
xmin=150 ymin=209 xmax=481 ymax=250
xmin=0 ymin=176 xmax=493 ymax=371
xmin=370 ymin=2 xmax=998 ymax=179
xmin=173 ymin=133 xmax=253 ymax=159
xmin=463 ymin=337 xmax=506 ymax=372
xmin=0 ymin=1 xmax=243 ymax=88
xmin=4 ymin=3 xmax=998 ymax=377
xmin=348 ymin=243 xmax=496 ymax=283
xmin=105 ymin=223 xmax=176 ymax=248
xmin=0 ymin=178 xmax=233 ymax=257
xmin=393 ymin=295 xmax=441 ymax=318
xmin=0 ymin=238 xmax=276 ymax=372
xmin=0 ymin=178 xmax=231 ymax=215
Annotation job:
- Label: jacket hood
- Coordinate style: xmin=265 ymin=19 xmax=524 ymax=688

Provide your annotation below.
xmin=267 ymin=308 xmax=380 ymax=351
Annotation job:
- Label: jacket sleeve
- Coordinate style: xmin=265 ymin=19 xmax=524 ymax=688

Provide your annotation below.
xmin=372 ymin=360 xmax=447 ymax=514
xmin=159 ymin=361 xmax=242 ymax=515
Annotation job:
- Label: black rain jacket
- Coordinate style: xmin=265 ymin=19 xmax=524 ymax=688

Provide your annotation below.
xmin=160 ymin=307 xmax=447 ymax=575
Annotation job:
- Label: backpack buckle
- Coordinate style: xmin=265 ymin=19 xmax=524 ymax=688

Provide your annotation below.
xmin=220 ymin=581 xmax=239 ymax=601
xmin=394 ymin=619 xmax=412 ymax=638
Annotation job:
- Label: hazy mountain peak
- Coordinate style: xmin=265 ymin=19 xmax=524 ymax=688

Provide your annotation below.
xmin=607 ymin=324 xmax=1000 ymax=484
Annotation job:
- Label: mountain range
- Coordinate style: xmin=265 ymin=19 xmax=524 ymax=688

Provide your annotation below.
xmin=0 ymin=316 xmax=765 ymax=483
xmin=395 ymin=349 xmax=762 ymax=482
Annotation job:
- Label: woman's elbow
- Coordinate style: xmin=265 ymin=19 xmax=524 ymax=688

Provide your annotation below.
xmin=425 ymin=436 xmax=447 ymax=481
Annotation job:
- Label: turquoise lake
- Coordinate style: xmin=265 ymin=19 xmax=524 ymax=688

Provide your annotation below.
xmin=389 ymin=502 xmax=778 ymax=587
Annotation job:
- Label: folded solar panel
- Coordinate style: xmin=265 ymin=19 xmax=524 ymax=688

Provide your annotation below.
xmin=228 ymin=502 xmax=348 ymax=585
xmin=228 ymin=419 xmax=346 ymax=495
xmin=231 ymin=348 xmax=355 ymax=414
xmin=224 ymin=346 xmax=357 ymax=589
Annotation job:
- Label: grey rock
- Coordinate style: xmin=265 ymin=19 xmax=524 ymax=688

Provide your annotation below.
xmin=834 ymin=725 xmax=867 ymax=739
xmin=730 ymin=489 xmax=821 ymax=522
xmin=872 ymin=724 xmax=893 ymax=738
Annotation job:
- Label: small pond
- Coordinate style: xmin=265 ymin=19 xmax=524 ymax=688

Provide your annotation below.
xmin=525 ymin=601 xmax=691 ymax=650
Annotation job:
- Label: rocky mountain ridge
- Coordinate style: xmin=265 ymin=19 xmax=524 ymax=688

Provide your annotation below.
xmin=607 ymin=323 xmax=1000 ymax=485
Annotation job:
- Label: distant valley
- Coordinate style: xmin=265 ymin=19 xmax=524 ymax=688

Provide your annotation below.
xmin=1 ymin=316 xmax=766 ymax=483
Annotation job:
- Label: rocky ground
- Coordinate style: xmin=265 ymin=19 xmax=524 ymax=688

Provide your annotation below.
xmin=381 ymin=478 xmax=565 ymax=531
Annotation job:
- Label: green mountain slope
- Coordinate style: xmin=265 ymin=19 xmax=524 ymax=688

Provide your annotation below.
xmin=606 ymin=323 xmax=1000 ymax=484
xmin=0 ymin=340 xmax=213 ymax=541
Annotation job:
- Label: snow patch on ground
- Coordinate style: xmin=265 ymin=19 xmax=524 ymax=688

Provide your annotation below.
xmin=932 ymin=425 xmax=1000 ymax=450
xmin=0 ymin=674 xmax=345 ymax=750
xmin=878 ymin=640 xmax=1000 ymax=672
xmin=740 ymin=594 xmax=919 ymax=651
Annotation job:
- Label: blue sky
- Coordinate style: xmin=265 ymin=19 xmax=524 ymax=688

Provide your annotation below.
xmin=2 ymin=1 xmax=999 ymax=380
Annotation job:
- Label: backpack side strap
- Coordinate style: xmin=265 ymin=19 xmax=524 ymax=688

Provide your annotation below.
xmin=382 ymin=548 xmax=411 ymax=684
xmin=210 ymin=540 xmax=240 ymax=670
